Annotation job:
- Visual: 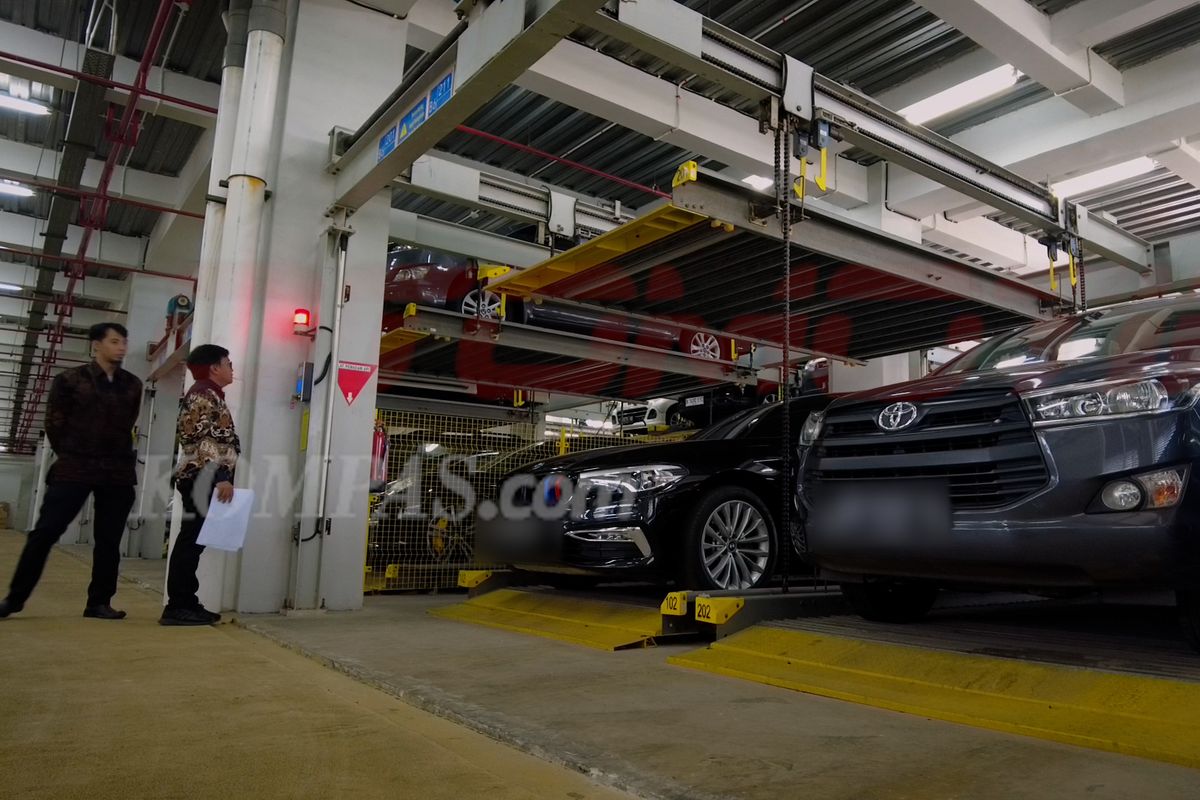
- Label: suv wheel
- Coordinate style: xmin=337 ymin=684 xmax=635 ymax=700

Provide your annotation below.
xmin=682 ymin=486 xmax=775 ymax=590
xmin=1177 ymin=589 xmax=1200 ymax=652
xmin=840 ymin=581 xmax=938 ymax=623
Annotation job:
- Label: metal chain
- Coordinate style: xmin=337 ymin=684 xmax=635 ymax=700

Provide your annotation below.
xmin=775 ymin=118 xmax=794 ymax=592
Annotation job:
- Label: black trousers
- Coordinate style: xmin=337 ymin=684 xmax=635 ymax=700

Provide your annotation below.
xmin=166 ymin=479 xmax=207 ymax=611
xmin=7 ymin=482 xmax=136 ymax=608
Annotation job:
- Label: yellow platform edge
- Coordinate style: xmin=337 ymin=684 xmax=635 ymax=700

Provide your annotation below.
xmin=430 ymin=588 xmax=662 ymax=652
xmin=667 ymin=626 xmax=1200 ymax=769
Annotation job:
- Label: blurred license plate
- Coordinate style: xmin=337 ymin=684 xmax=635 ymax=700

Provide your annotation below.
xmin=813 ymin=481 xmax=950 ymax=543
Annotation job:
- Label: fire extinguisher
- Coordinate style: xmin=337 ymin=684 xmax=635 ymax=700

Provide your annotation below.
xmin=370 ymin=420 xmax=388 ymax=493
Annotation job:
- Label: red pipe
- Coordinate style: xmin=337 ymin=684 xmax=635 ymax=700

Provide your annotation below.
xmin=0 ymin=245 xmax=196 ymax=284
xmin=454 ymin=124 xmax=671 ymax=199
xmin=0 ymin=51 xmax=218 ymax=116
xmin=11 ymin=177 xmax=205 ymax=220
xmin=17 ymin=1 xmax=187 ymax=448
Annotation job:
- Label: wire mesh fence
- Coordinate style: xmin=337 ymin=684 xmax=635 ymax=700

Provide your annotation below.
xmin=365 ymin=405 xmax=693 ymax=592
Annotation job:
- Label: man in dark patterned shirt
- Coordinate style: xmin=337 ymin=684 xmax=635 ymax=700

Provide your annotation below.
xmin=0 ymin=322 xmax=142 ymax=620
xmin=160 ymin=344 xmax=240 ymax=626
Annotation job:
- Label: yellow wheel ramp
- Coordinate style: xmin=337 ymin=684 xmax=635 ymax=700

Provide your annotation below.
xmin=669 ymin=626 xmax=1200 ymax=768
xmin=430 ymin=588 xmax=665 ymax=651
xmin=491 ymin=204 xmax=712 ymax=298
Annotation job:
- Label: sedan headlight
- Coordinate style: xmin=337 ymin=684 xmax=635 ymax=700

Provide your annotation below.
xmin=1025 ymin=379 xmax=1178 ymax=424
xmin=799 ymin=411 xmax=825 ymax=446
xmin=576 ymin=465 xmax=687 ymax=495
xmin=392 ymin=266 xmax=429 ymax=281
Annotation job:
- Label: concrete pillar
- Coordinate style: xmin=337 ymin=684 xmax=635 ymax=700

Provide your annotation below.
xmin=189 ymin=0 xmax=403 ymax=613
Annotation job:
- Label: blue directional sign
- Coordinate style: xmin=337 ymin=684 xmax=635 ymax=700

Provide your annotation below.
xmin=377 ymin=125 xmax=398 ymax=162
xmin=428 ymin=72 xmax=454 ymax=116
xmin=396 ymin=97 xmax=428 ymax=146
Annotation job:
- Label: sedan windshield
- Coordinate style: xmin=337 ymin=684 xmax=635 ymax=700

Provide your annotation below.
xmin=941 ymin=299 xmax=1200 ymax=374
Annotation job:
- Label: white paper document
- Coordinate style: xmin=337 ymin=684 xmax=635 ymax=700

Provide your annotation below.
xmin=196 ymin=488 xmax=255 ymax=551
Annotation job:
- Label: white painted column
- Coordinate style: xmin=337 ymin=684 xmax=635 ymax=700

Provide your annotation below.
xmin=194 ymin=0 xmax=404 ymax=613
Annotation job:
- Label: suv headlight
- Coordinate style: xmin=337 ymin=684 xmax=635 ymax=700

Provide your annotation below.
xmin=800 ymin=411 xmax=825 ymax=446
xmin=1024 ymin=378 xmax=1187 ymax=424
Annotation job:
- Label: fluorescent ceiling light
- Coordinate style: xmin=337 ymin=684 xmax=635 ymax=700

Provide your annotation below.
xmin=0 ymin=282 xmax=22 ymax=292
xmin=900 ymin=65 xmax=1022 ymax=125
xmin=742 ymin=175 xmax=775 ymax=192
xmin=0 ymin=95 xmax=50 ymax=116
xmin=0 ymin=181 xmax=34 ymax=198
xmin=1051 ymin=157 xmax=1157 ymax=198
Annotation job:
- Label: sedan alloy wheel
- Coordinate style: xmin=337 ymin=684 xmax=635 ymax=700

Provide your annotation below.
xmin=700 ymin=499 xmax=771 ymax=590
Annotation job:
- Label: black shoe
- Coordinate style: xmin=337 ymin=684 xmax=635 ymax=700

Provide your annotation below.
xmin=159 ymin=607 xmax=217 ymax=626
xmin=193 ymin=606 xmax=221 ymax=624
xmin=83 ymin=604 xmax=127 ymax=620
xmin=0 ymin=599 xmax=21 ymax=618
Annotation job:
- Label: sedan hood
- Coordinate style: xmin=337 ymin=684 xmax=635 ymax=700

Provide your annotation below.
xmin=518 ymin=438 xmax=739 ymax=476
xmin=835 ymin=347 xmax=1200 ymax=406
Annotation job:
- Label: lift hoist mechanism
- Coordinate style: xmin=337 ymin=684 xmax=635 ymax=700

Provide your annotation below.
xmin=587 ymin=0 xmax=1151 ymax=301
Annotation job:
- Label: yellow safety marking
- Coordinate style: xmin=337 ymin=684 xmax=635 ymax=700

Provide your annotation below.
xmin=477 ymin=263 xmax=512 ymax=280
xmin=730 ymin=339 xmax=738 ymax=361
xmin=558 ymin=427 xmax=567 ymax=455
xmin=1069 ymin=252 xmax=1078 ymax=288
xmin=661 ymin=591 xmax=689 ymax=616
xmin=384 ymin=564 xmax=399 ymax=579
xmin=499 ymin=292 xmax=507 ymax=320
xmin=457 ymin=570 xmax=495 ymax=589
xmin=379 ymin=326 xmax=429 ymax=355
xmin=669 ymin=626 xmax=1200 ymax=768
xmin=672 ymin=160 xmax=699 ymax=188
xmin=490 ymin=204 xmax=709 ymax=298
xmin=815 ymin=147 xmax=828 ymax=192
xmin=513 ymin=389 xmax=525 ymax=408
xmin=431 ymin=588 xmax=663 ymax=651
xmin=694 ymin=596 xmax=744 ymax=625
xmin=795 ymin=159 xmax=808 ymax=201
xmin=1049 ymin=259 xmax=1058 ymax=292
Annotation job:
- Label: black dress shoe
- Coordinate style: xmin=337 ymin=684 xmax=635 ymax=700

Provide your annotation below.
xmin=159 ymin=607 xmax=216 ymax=626
xmin=83 ymin=604 xmax=127 ymax=620
xmin=0 ymin=599 xmax=21 ymax=618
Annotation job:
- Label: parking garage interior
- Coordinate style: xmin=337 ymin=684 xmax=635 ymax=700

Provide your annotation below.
xmin=4 ymin=1 xmax=1200 ymax=797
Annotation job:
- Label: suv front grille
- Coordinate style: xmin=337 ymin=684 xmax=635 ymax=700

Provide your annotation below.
xmin=809 ymin=389 xmax=1049 ymax=510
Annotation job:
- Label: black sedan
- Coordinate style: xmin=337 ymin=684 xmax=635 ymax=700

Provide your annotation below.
xmin=475 ymin=396 xmax=830 ymax=590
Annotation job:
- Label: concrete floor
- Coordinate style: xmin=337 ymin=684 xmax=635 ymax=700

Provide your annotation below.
xmin=0 ymin=533 xmax=629 ymax=800
xmin=8 ymin=535 xmax=1200 ymax=799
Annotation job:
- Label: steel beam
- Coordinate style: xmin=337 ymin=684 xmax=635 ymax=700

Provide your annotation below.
xmin=402 ymin=152 xmax=634 ymax=236
xmin=401 ymin=305 xmax=754 ymax=384
xmin=1051 ymin=0 xmax=1200 ymax=50
xmin=332 ymin=0 xmax=607 ymax=211
xmin=671 ymin=171 xmax=1057 ymax=321
xmin=914 ymin=0 xmax=1124 ymax=114
xmin=389 ymin=209 xmax=550 ymax=267
xmin=587 ymin=0 xmax=1059 ymax=226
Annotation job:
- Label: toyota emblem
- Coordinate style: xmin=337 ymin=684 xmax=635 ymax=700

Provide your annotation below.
xmin=876 ymin=401 xmax=919 ymax=432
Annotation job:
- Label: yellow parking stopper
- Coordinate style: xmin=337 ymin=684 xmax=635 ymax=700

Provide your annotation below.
xmin=661 ymin=591 xmax=689 ymax=616
xmin=672 ymin=160 xmax=699 ymax=188
xmin=815 ymin=148 xmax=828 ymax=192
xmin=458 ymin=570 xmax=496 ymax=589
xmin=695 ymin=596 xmax=745 ymax=625
xmin=403 ymin=302 xmax=418 ymax=318
xmin=478 ymin=263 xmax=512 ymax=280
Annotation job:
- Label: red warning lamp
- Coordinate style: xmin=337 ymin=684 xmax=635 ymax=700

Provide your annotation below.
xmin=293 ymin=308 xmax=315 ymax=339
